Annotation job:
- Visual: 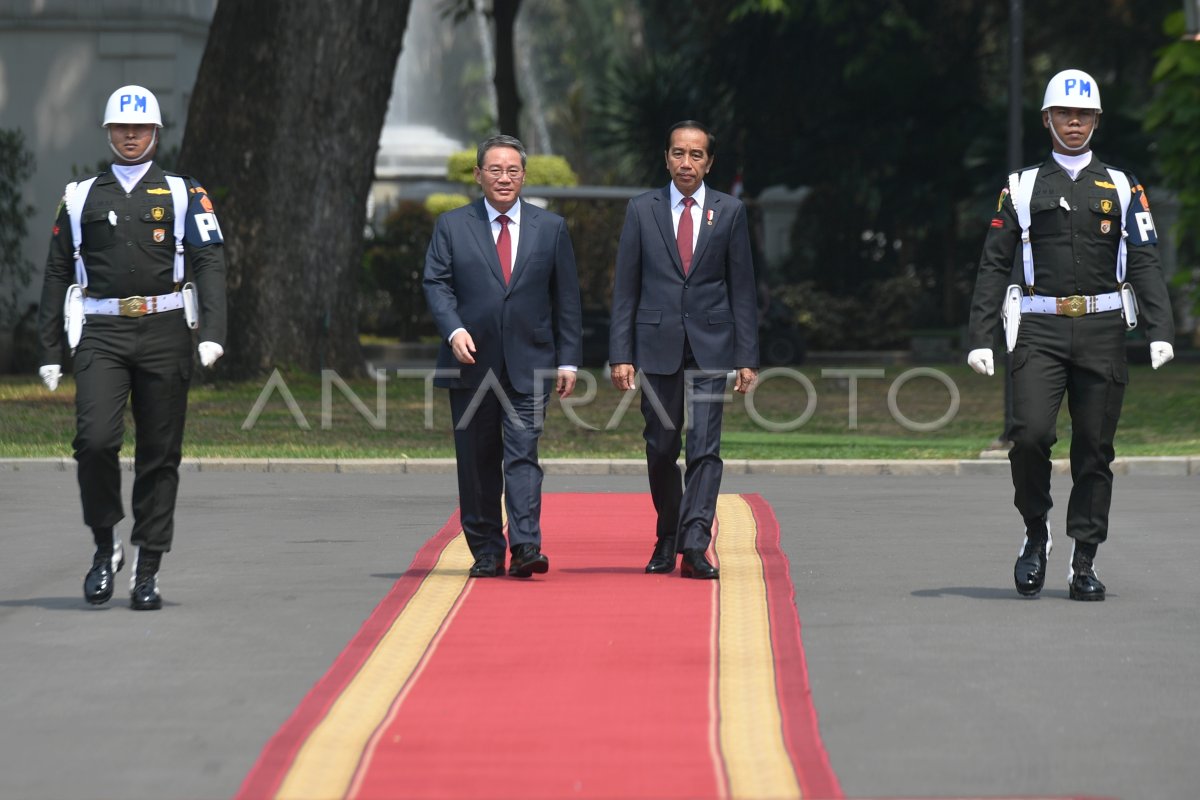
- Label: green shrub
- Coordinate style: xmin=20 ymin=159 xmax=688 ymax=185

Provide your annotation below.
xmin=446 ymin=151 xmax=477 ymax=185
xmin=424 ymin=193 xmax=471 ymax=216
xmin=445 ymin=150 xmax=578 ymax=187
xmin=526 ymin=155 xmax=577 ymax=187
xmin=360 ymin=202 xmax=437 ymax=340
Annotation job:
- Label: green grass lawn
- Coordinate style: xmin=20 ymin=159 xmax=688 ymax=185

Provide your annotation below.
xmin=1 ymin=363 xmax=1197 ymax=460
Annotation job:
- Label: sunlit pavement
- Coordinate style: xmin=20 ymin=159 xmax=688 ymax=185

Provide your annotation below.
xmin=1 ymin=466 xmax=1197 ymax=800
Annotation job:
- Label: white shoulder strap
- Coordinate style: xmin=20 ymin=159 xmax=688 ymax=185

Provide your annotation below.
xmin=164 ymin=175 xmax=188 ymax=284
xmin=1008 ymin=167 xmax=1039 ymax=288
xmin=1106 ymin=168 xmax=1131 ymax=283
xmin=64 ymin=177 xmax=98 ymax=287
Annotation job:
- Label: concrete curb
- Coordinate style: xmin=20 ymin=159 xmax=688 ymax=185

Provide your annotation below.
xmin=3 ymin=456 xmax=1198 ymax=476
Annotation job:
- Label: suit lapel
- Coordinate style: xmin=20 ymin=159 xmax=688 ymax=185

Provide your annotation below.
xmin=509 ymin=199 xmax=536 ymax=294
xmin=691 ymin=192 xmax=719 ymax=270
xmin=652 ymin=187 xmax=684 ymax=275
xmin=467 ymin=199 xmax=507 ymax=288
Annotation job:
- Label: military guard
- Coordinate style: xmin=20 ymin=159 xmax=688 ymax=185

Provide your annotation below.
xmin=37 ymin=85 xmax=227 ymax=610
xmin=966 ymin=69 xmax=1175 ymax=601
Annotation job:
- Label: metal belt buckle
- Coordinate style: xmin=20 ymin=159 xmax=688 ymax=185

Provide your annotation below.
xmin=1057 ymin=295 xmax=1087 ymax=318
xmin=119 ymin=296 xmax=149 ymax=317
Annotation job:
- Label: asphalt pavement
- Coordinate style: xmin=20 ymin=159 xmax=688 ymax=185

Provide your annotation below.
xmin=1 ymin=464 xmax=1197 ymax=800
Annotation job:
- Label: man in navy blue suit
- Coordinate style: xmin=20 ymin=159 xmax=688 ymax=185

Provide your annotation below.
xmin=609 ymin=121 xmax=760 ymax=580
xmin=424 ymin=135 xmax=583 ymax=578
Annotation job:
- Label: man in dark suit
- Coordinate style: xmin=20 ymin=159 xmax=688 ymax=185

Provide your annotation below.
xmin=424 ymin=135 xmax=583 ymax=579
xmin=609 ymin=121 xmax=759 ymax=580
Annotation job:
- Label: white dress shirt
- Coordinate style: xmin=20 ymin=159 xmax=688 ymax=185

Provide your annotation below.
xmin=669 ymin=181 xmax=706 ymax=253
xmin=484 ymin=199 xmax=521 ymax=266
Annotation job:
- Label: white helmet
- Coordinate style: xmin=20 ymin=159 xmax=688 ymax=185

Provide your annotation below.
xmin=102 ymin=85 xmax=163 ymax=127
xmin=1041 ymin=69 xmax=1102 ymax=112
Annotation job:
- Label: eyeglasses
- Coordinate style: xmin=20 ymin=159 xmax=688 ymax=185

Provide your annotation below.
xmin=482 ymin=166 xmax=525 ymax=179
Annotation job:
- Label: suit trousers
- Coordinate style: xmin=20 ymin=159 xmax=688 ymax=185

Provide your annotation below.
xmin=1008 ymin=312 xmax=1128 ymax=545
xmin=72 ymin=312 xmax=193 ymax=552
xmin=449 ymin=369 xmax=549 ymax=560
xmin=641 ymin=342 xmax=728 ymax=552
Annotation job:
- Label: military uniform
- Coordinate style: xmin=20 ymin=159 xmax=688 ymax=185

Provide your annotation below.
xmin=968 ymin=155 xmax=1174 ymax=547
xmin=37 ymin=163 xmax=227 ymax=554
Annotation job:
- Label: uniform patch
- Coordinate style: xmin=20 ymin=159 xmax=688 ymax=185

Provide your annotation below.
xmin=151 ymin=207 xmax=165 ymax=221
xmin=1137 ymin=186 xmax=1151 ymax=211
xmin=1094 ymin=180 xmax=1116 ymax=189
xmin=996 ymin=186 xmax=1009 ymax=212
xmin=990 ymin=218 xmax=1004 ymax=228
xmin=1100 ymin=220 xmax=1111 ymax=234
xmin=153 ymin=228 xmax=167 ymax=243
xmin=1100 ymin=199 xmax=1113 ymax=214
xmin=200 ymin=195 xmax=214 ymax=213
xmin=146 ymin=187 xmax=172 ymax=195
xmin=189 ymin=185 xmax=207 ymax=195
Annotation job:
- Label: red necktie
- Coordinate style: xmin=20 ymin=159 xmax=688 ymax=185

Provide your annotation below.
xmin=496 ymin=214 xmax=512 ymax=284
xmin=677 ymin=197 xmax=695 ymax=273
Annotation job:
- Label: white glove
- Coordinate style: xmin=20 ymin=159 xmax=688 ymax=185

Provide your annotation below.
xmin=39 ymin=364 xmax=62 ymax=392
xmin=198 ymin=341 xmax=224 ymax=368
xmin=967 ymin=348 xmax=994 ymax=376
xmin=1150 ymin=341 xmax=1174 ymax=370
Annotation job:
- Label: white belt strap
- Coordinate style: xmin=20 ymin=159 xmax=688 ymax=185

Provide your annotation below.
xmin=1009 ymin=167 xmax=1039 ymax=288
xmin=164 ymin=175 xmax=188 ymax=283
xmin=1021 ymin=291 xmax=1122 ymax=316
xmin=64 ymin=175 xmax=189 ymax=286
xmin=1106 ymin=168 xmax=1131 ymax=283
xmin=83 ymin=291 xmax=185 ymax=317
xmin=1008 ymin=165 xmax=1133 ymax=290
xmin=65 ymin=177 xmax=98 ymax=287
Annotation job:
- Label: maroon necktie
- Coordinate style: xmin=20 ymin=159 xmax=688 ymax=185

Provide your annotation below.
xmin=677 ymin=197 xmax=695 ymax=273
xmin=496 ymin=214 xmax=512 ymax=284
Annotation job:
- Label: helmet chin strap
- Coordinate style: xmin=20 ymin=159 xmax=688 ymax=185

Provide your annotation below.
xmin=1045 ymin=112 xmax=1095 ymax=153
xmin=107 ymin=128 xmax=157 ymax=163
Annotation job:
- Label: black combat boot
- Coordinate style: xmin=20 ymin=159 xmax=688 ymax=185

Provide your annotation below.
xmin=130 ymin=548 xmax=164 ymax=611
xmin=83 ymin=527 xmax=124 ymax=605
xmin=1068 ymin=540 xmax=1105 ymax=601
xmin=1014 ymin=516 xmax=1052 ymax=597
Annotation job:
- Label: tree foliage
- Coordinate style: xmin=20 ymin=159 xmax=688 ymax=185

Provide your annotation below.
xmin=0 ymin=128 xmax=36 ymax=329
xmin=1146 ymin=11 xmax=1200 ymax=274
xmin=592 ymin=0 xmax=1181 ymax=338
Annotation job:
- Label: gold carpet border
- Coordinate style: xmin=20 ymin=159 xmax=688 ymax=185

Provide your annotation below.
xmin=715 ymin=494 xmax=802 ymax=799
xmin=275 ymin=534 xmax=473 ymax=800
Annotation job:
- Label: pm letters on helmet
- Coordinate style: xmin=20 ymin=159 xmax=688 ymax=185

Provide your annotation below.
xmin=120 ymin=94 xmax=148 ymax=114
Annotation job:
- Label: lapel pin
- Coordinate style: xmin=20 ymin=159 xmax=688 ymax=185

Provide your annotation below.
xmin=705 ymin=209 xmax=714 ymax=226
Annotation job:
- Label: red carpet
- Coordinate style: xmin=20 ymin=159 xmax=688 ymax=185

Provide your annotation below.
xmin=236 ymin=493 xmax=842 ymax=800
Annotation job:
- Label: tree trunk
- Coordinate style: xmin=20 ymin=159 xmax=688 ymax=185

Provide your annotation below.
xmin=178 ymin=0 xmax=411 ymax=377
xmin=493 ymin=0 xmax=522 ymax=137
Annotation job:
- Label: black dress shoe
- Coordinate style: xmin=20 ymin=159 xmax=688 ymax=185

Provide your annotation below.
xmin=645 ymin=538 xmax=677 ymax=574
xmin=1014 ymin=525 xmax=1052 ymax=597
xmin=469 ymin=553 xmax=504 ymax=578
xmin=1068 ymin=542 xmax=1105 ymax=601
xmin=509 ymin=543 xmax=549 ymax=578
xmin=84 ymin=542 xmax=125 ymax=605
xmin=680 ymin=549 xmax=718 ymax=579
xmin=130 ymin=576 xmax=162 ymax=611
